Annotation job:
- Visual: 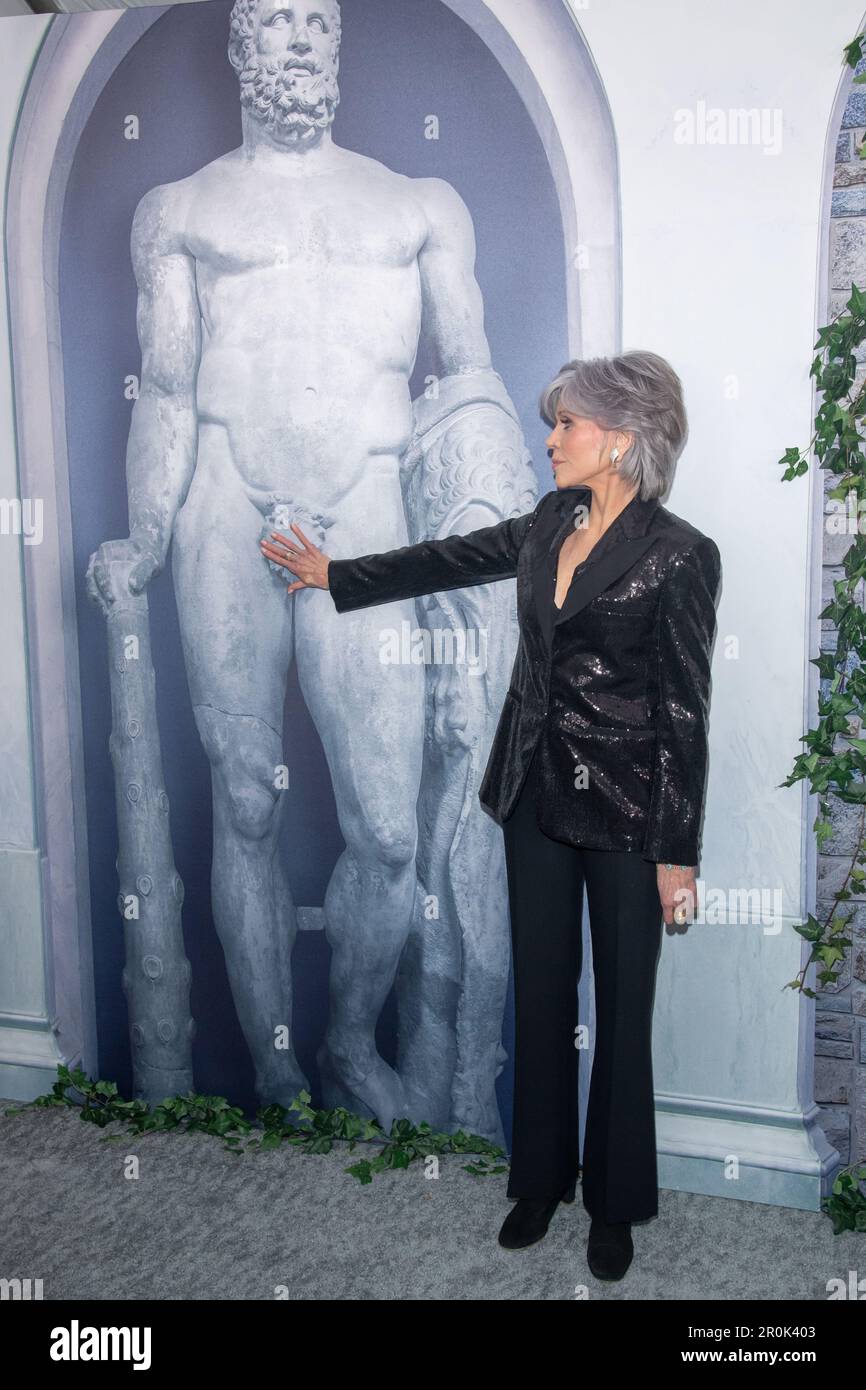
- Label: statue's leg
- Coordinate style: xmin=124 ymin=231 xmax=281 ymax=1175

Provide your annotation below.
xmin=190 ymin=705 xmax=309 ymax=1110
xmin=294 ymin=577 xmax=426 ymax=1136
xmin=171 ymin=427 xmax=308 ymax=1111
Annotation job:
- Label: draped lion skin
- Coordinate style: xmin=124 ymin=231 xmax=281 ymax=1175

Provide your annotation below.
xmin=85 ymin=0 xmax=538 ymax=1138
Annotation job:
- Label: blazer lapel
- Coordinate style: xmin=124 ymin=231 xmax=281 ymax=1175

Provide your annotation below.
xmin=553 ymin=534 xmax=658 ymax=626
xmin=530 ymin=486 xmax=661 ymax=636
xmin=531 ymin=499 xmax=578 ymax=638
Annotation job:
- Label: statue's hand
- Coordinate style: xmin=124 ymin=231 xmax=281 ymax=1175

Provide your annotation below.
xmin=85 ymin=528 xmax=167 ymax=616
xmin=430 ymin=661 xmax=473 ymax=751
xmin=426 ymin=591 xmax=489 ymax=753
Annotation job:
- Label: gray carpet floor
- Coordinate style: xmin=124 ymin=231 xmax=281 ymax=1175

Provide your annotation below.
xmin=0 ymin=1099 xmax=856 ymax=1300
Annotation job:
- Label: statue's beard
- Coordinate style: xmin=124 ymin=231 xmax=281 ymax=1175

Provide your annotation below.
xmin=238 ymin=52 xmax=340 ymax=140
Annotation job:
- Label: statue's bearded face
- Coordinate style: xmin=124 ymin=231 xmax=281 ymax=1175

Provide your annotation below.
xmin=233 ymin=3 xmax=341 ymax=142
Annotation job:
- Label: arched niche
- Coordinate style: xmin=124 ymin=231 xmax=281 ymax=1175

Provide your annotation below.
xmin=3 ymin=0 xmax=618 ymax=1087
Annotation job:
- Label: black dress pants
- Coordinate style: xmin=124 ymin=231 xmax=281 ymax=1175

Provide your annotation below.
xmin=502 ymin=741 xmax=664 ymax=1222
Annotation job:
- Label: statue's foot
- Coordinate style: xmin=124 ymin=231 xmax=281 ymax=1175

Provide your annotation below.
xmin=255 ymin=1058 xmax=311 ymax=1115
xmin=399 ymin=1073 xmax=450 ymax=1131
xmin=316 ymin=1041 xmax=408 ymax=1136
xmin=450 ymin=1093 xmax=506 ymax=1150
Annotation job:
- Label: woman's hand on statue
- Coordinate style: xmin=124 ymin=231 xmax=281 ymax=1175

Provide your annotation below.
xmin=656 ymin=863 xmax=697 ymax=926
xmin=259 ymin=524 xmax=331 ymax=594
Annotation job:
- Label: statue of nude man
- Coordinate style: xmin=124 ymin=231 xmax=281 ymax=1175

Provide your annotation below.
xmin=88 ymin=0 xmax=531 ymax=1134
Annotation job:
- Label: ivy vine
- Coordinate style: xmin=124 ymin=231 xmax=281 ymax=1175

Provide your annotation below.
xmin=3 ymin=1064 xmax=509 ymax=1186
xmin=780 ymin=36 xmax=866 ymax=1004
xmin=771 ymin=32 xmax=866 ymax=1230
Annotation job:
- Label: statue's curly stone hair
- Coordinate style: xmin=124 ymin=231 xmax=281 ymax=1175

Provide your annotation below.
xmin=228 ymin=0 xmax=342 ymax=75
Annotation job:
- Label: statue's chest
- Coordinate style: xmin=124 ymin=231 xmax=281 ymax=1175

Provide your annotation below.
xmin=187 ymin=184 xmax=428 ymax=273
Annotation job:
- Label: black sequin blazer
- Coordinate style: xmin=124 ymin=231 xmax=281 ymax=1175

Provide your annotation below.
xmin=328 ymin=485 xmax=722 ymax=866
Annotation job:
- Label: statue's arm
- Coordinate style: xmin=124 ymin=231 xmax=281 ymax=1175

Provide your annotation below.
xmin=126 ymin=183 xmax=202 ymax=566
xmin=328 ymin=177 xmax=544 ymax=615
xmin=414 ymin=175 xmax=491 ymax=378
xmin=395 ymin=175 xmax=539 ymax=557
xmin=327 ymin=502 xmax=543 ymax=613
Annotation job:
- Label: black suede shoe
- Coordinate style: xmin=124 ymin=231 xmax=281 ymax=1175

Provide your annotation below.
xmin=498 ymin=1180 xmax=576 ymax=1250
xmin=587 ymin=1216 xmax=633 ymax=1280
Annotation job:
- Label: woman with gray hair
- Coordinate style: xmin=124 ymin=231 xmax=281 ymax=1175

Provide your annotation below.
xmin=260 ymin=350 xmax=721 ymax=1282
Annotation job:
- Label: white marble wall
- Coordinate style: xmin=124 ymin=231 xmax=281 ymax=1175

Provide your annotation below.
xmin=569 ymin=0 xmax=865 ymax=1208
xmin=0 ymin=15 xmax=66 ymax=1097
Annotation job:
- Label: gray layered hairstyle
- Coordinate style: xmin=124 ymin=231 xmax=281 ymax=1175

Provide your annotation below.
xmin=538 ymin=350 xmax=688 ymax=500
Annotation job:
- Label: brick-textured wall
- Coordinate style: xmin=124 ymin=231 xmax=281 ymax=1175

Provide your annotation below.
xmin=817 ymin=63 xmax=866 ymax=1169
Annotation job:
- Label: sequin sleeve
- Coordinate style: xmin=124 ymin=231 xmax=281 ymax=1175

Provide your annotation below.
xmin=641 ymin=536 xmax=722 ymax=866
xmin=328 ymin=504 xmax=541 ymax=614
